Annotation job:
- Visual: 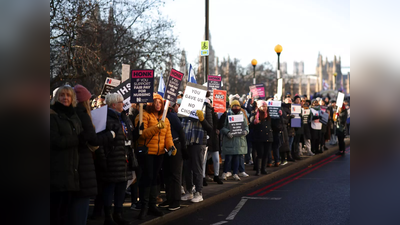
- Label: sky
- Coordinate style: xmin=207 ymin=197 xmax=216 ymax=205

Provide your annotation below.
xmin=160 ymin=0 xmax=350 ymax=75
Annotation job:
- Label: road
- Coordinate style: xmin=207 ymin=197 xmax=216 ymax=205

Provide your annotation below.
xmin=166 ymin=147 xmax=350 ymax=225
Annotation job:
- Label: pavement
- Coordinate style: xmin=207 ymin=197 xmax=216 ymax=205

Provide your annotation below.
xmin=87 ymin=137 xmax=350 ymax=225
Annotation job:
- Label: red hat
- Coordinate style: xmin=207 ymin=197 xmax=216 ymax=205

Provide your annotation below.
xmin=74 ymin=84 xmax=92 ymax=103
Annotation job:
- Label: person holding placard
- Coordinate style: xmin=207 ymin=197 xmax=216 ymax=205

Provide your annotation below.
xmin=135 ymin=93 xmax=176 ymax=219
xmin=180 ymin=95 xmax=213 ymax=203
xmin=335 ymin=104 xmax=348 ymax=155
xmin=220 ymin=100 xmax=249 ymax=181
xmin=327 ymin=99 xmax=338 ymax=145
xmin=310 ymin=99 xmax=323 ymax=154
xmin=319 ymin=99 xmax=329 ymax=151
xmin=292 ymin=96 xmax=304 ymax=158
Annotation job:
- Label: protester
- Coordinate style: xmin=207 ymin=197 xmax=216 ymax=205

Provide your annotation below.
xmin=250 ymin=100 xmax=273 ymax=175
xmin=71 ymin=84 xmax=115 ymax=225
xmin=327 ymin=99 xmax=337 ymax=145
xmin=97 ymin=95 xmax=106 ymax=108
xmin=50 ymin=85 xmax=83 ymax=225
xmin=95 ymin=93 xmax=134 ymax=225
xmin=159 ymin=101 xmax=187 ymax=211
xmin=220 ymin=100 xmax=249 ymax=180
xmin=282 ymin=97 xmax=298 ymax=161
xmin=135 ymin=93 xmax=176 ymax=219
xmin=292 ymin=96 xmax=304 ymax=158
xmin=344 ymin=100 xmax=350 ymax=136
xmin=335 ymin=104 xmax=348 ymax=155
xmin=319 ymin=99 xmax=329 ymax=151
xmin=301 ymin=100 xmax=314 ymax=156
xmin=181 ymin=92 xmax=213 ymax=203
xmin=310 ymin=99 xmax=322 ymax=154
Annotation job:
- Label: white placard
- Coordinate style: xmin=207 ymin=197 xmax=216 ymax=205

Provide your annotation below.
xmin=228 ymin=115 xmax=244 ymax=123
xmin=121 ymin=64 xmax=130 ymax=82
xmin=91 ymin=105 xmax=108 ymax=133
xmin=178 ymin=82 xmax=208 ymax=118
xmin=336 ymin=92 xmax=345 ymax=112
xmin=291 ymin=104 xmax=301 ymax=114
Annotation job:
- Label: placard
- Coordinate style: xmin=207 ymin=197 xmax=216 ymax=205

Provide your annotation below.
xmin=302 ymin=108 xmax=310 ymax=124
xmin=291 ymin=104 xmax=301 ymax=114
xmin=291 ymin=104 xmax=301 ymax=127
xmin=249 ymin=85 xmax=259 ymax=99
xmin=255 ymin=84 xmax=265 ymax=98
xmin=267 ymin=100 xmax=281 ymax=119
xmin=213 ymin=90 xmax=226 ymax=113
xmin=207 ymin=75 xmax=221 ymax=90
xmin=121 ymin=64 xmax=130 ymax=82
xmin=91 ymin=105 xmax=108 ymax=133
xmin=336 ymin=92 xmax=345 ymax=112
xmin=165 ymin=68 xmax=183 ymax=103
xmin=130 ymin=70 xmax=154 ymax=103
xmin=228 ymin=115 xmax=244 ymax=136
xmin=178 ymin=82 xmax=208 ymax=118
xmin=101 ymin=77 xmax=121 ymax=96
xmin=110 ymin=79 xmax=131 ymax=111
xmin=320 ymin=110 xmax=329 ymax=125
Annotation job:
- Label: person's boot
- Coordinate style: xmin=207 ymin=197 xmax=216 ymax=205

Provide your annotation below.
xmin=203 ymin=178 xmax=208 ymax=186
xmin=147 ymin=185 xmax=163 ymax=217
xmin=255 ymin=159 xmax=261 ymax=176
xmin=113 ymin=207 xmax=131 ymax=225
xmin=148 ymin=205 xmax=164 ymax=217
xmin=260 ymin=158 xmax=268 ymax=174
xmin=137 ymin=186 xmax=150 ymax=220
xmin=103 ymin=206 xmax=118 ymax=225
xmin=287 ymin=152 xmax=295 ymax=162
xmin=214 ymin=175 xmax=223 ymax=184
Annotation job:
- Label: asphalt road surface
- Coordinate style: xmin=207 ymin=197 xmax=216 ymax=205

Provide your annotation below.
xmin=167 ymin=147 xmax=350 ymax=225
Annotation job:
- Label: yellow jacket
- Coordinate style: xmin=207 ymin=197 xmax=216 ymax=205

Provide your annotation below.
xmin=135 ymin=110 xmax=174 ymax=155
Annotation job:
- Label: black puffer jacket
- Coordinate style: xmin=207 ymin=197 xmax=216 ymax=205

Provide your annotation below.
xmin=74 ymin=104 xmax=112 ymax=197
xmin=249 ymin=111 xmax=273 ymax=143
xmin=50 ymin=102 xmax=82 ymax=192
xmin=96 ymin=108 xmax=133 ymax=183
xmin=199 ymin=102 xmax=214 ymax=145
xmin=282 ymin=103 xmax=295 ymax=137
xmin=206 ymin=105 xmax=219 ymax=152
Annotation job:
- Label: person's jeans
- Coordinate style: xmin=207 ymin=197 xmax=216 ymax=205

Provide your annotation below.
xmin=138 ymin=153 xmax=164 ymax=207
xmin=336 ymin=129 xmax=346 ymax=152
xmin=68 ymin=196 xmax=90 ymax=225
xmin=224 ymin=155 xmax=239 ymax=175
xmin=238 ymin=155 xmax=246 ymax=173
xmin=272 ymin=132 xmax=281 ymax=163
xmin=184 ymin=144 xmax=206 ymax=193
xmin=103 ymin=181 xmax=128 ymax=209
xmin=203 ymin=150 xmax=220 ymax=177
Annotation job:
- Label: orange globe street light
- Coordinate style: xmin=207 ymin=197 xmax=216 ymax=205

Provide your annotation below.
xmin=275 ymin=44 xmax=283 ymax=100
xmin=251 ymin=59 xmax=257 ymax=85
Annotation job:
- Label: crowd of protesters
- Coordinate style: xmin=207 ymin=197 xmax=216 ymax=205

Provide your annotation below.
xmin=50 ymin=84 xmax=349 ymax=225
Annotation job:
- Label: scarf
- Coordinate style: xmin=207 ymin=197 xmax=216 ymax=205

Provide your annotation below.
xmin=181 ymin=117 xmax=204 ymax=145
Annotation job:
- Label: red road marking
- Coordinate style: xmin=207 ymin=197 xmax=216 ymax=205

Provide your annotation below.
xmin=248 ymin=147 xmax=350 ymax=196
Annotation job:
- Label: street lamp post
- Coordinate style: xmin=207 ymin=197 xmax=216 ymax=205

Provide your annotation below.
xmin=333 ymin=72 xmax=337 ymax=90
xmin=274 ymin=44 xmax=283 ymax=100
xmin=251 ymin=59 xmax=257 ymax=85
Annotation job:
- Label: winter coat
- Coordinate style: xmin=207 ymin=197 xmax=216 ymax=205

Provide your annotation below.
xmin=249 ymin=111 xmax=273 ymax=143
xmin=278 ymin=108 xmax=290 ymax=153
xmin=302 ymin=108 xmax=312 ymax=140
xmin=135 ymin=109 xmax=174 ymax=155
xmin=74 ymin=104 xmax=112 ymax=197
xmin=220 ymin=109 xmax=249 ymax=155
xmin=206 ymin=105 xmax=219 ymax=152
xmin=199 ymin=102 xmax=214 ymax=145
xmin=96 ymin=108 xmax=133 ymax=183
xmin=282 ymin=103 xmax=295 ymax=137
xmin=50 ymin=102 xmax=82 ymax=192
xmin=336 ymin=109 xmax=348 ymax=132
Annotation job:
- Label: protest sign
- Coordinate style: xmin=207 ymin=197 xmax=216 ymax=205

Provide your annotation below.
xmin=266 ymin=100 xmax=281 ymax=119
xmin=207 ymin=75 xmax=221 ymax=90
xmin=228 ymin=114 xmax=245 ymax=136
xmin=255 ymin=84 xmax=265 ymax=98
xmin=165 ymin=68 xmax=183 ymax=103
xmin=121 ymin=64 xmax=130 ymax=82
xmin=110 ymin=79 xmax=132 ymax=111
xmin=101 ymin=77 xmax=121 ymax=96
xmin=213 ymin=90 xmax=227 ymax=113
xmin=130 ymin=70 xmax=154 ymax=103
xmin=91 ymin=105 xmax=108 ymax=133
xmin=336 ymin=92 xmax=345 ymax=112
xmin=291 ymin=104 xmax=301 ymax=127
xmin=320 ymin=110 xmax=329 ymax=125
xmin=178 ymin=82 xmax=208 ymax=118
xmin=249 ymin=85 xmax=259 ymax=99
xmin=302 ymin=108 xmax=310 ymax=124
xmin=310 ymin=108 xmax=322 ymax=130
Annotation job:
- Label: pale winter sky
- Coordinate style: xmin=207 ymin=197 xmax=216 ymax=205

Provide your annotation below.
xmin=160 ymin=0 xmax=350 ymax=75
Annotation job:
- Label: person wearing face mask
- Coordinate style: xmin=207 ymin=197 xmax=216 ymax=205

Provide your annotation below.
xmin=220 ymin=100 xmax=249 ymax=180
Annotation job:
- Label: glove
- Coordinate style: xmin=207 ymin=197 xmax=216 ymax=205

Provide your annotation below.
xmin=278 ymin=110 xmax=282 ymax=116
xmin=196 ymin=110 xmax=204 ymax=121
xmin=242 ymin=130 xmax=248 ymax=136
xmin=169 ymin=146 xmax=177 ymax=156
xmin=156 ymin=120 xmax=165 ymax=129
xmin=227 ymin=132 xmax=233 ymax=139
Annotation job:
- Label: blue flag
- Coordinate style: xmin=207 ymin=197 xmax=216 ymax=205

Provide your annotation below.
xmin=158 ymin=73 xmax=166 ymax=97
xmin=188 ymin=64 xmax=197 ymax=84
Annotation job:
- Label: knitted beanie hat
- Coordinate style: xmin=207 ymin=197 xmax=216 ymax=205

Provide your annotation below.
xmin=73 ymin=84 xmax=92 ymax=103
